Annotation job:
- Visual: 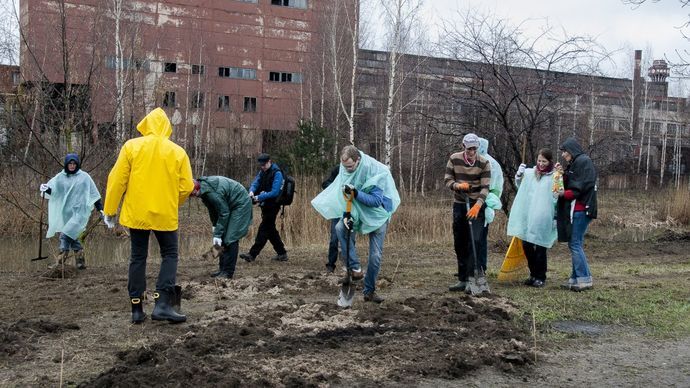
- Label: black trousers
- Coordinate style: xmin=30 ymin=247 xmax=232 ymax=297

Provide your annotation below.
xmin=249 ymin=204 xmax=286 ymax=257
xmin=219 ymin=241 xmax=239 ymax=276
xmin=522 ymin=241 xmax=548 ymax=281
xmin=128 ymin=229 xmax=178 ymax=298
xmin=452 ymin=201 xmax=486 ymax=281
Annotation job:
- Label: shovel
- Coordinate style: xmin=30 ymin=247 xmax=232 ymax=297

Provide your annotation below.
xmin=32 ymin=195 xmax=49 ymax=261
xmin=337 ymin=192 xmax=356 ymax=308
xmin=465 ymin=198 xmax=490 ymax=295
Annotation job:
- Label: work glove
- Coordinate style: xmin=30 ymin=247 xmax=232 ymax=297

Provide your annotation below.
xmin=466 ymin=202 xmax=482 ymax=220
xmin=454 ymin=182 xmax=470 ymax=192
xmin=213 ymin=237 xmax=222 ymax=247
xmin=516 ymin=163 xmax=527 ymax=177
xmin=342 ymin=212 xmax=354 ymax=230
xmin=343 ymin=184 xmax=357 ymax=198
xmin=103 ymin=215 xmax=116 ymax=229
xmin=39 ymin=183 xmax=49 ymax=193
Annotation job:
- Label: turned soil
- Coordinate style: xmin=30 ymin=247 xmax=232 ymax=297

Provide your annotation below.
xmin=0 ymin=238 xmax=689 ymax=387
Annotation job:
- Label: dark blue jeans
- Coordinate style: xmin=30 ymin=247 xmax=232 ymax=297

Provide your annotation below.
xmin=249 ymin=204 xmax=286 ymax=257
xmin=128 ymin=229 xmax=179 ymax=298
xmin=452 ymin=201 xmax=486 ymax=281
xmin=327 ymin=218 xmax=339 ymax=267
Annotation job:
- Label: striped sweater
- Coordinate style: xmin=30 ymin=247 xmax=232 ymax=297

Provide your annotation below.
xmin=444 ymin=151 xmax=492 ymax=204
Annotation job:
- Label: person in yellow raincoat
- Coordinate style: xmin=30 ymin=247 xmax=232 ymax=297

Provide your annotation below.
xmin=104 ymin=108 xmax=194 ymax=324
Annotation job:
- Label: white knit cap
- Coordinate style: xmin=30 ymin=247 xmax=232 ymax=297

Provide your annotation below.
xmin=462 ymin=133 xmax=480 ymax=149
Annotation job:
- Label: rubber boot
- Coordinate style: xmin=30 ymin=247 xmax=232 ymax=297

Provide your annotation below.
xmin=75 ymin=251 xmax=86 ymax=270
xmin=151 ymin=290 xmax=186 ymax=323
xmin=172 ymin=285 xmax=182 ymax=313
xmin=130 ymin=297 xmax=146 ymax=324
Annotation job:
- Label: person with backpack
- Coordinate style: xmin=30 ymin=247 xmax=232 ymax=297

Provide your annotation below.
xmin=191 ymin=176 xmax=253 ymax=279
xmin=240 ymin=153 xmax=288 ymax=262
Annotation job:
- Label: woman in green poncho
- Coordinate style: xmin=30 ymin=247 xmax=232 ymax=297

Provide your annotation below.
xmin=506 ymin=148 xmax=558 ymax=288
xmin=191 ymin=176 xmax=253 ymax=279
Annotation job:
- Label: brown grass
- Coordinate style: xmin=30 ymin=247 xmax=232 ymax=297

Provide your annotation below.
xmin=658 ymin=187 xmax=690 ymax=225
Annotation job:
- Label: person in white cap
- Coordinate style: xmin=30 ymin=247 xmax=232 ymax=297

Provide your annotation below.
xmin=443 ymin=133 xmax=492 ymax=292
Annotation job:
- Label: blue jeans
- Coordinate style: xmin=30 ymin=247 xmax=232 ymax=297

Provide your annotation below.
xmin=59 ymin=233 xmax=82 ymax=252
xmin=327 ymin=218 xmax=339 ymax=267
xmin=568 ymin=212 xmax=592 ymax=284
xmin=128 ymin=229 xmax=179 ymax=298
xmin=335 ymin=218 xmax=389 ymax=295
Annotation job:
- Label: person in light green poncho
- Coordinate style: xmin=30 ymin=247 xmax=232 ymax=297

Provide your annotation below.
xmin=506 ymin=148 xmax=558 ymax=288
xmin=478 ymin=137 xmax=503 ymax=271
xmin=311 ymin=146 xmax=400 ymax=304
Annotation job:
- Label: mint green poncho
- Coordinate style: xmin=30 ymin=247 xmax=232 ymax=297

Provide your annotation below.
xmin=506 ymin=168 xmax=557 ymax=248
xmin=45 ymin=170 xmax=101 ymax=240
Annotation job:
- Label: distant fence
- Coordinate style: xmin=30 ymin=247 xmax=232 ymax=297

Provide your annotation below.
xmin=601 ymin=174 xmax=689 ymax=190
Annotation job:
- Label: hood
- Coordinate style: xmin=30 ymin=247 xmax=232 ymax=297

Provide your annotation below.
xmin=136 ymin=107 xmax=172 ymax=138
xmin=478 ymin=138 xmax=489 ymax=155
xmin=560 ymin=137 xmax=584 ymax=158
xmin=64 ymin=153 xmax=81 ymax=174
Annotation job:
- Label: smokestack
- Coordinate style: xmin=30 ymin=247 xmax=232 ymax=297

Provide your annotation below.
xmin=632 ymin=50 xmax=642 ymax=138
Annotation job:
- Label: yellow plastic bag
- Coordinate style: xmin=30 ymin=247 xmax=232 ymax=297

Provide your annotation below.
xmin=498 ymin=237 xmax=529 ymax=282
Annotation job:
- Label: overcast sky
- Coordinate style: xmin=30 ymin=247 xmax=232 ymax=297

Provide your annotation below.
xmin=364 ymin=0 xmax=689 ymax=94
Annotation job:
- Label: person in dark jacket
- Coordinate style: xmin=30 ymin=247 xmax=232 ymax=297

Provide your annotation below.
xmin=240 ymin=153 xmax=288 ymax=262
xmin=322 ymin=165 xmax=340 ymax=273
xmin=555 ymin=137 xmax=598 ymax=292
xmin=192 ymin=176 xmax=253 ymax=279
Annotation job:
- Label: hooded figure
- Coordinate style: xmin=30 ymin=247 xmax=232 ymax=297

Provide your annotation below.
xmin=40 ymin=153 xmax=102 ymax=269
xmin=478 ymin=138 xmax=503 ymax=225
xmin=194 ymin=176 xmax=253 ymax=279
xmin=104 ymin=107 xmax=194 ymax=324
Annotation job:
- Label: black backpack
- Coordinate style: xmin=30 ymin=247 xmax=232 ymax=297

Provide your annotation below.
xmin=276 ymin=171 xmax=295 ymax=206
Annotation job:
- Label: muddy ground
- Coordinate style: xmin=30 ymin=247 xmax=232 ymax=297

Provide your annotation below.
xmin=0 ymin=238 xmax=688 ymax=387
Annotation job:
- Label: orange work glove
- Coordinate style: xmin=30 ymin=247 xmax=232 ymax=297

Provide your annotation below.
xmin=466 ymin=202 xmax=482 ymax=219
xmin=454 ymin=182 xmax=470 ymax=192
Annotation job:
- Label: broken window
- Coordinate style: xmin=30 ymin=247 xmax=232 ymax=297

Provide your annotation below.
xmin=164 ymin=62 xmax=177 ymax=73
xmin=244 ymin=97 xmax=257 ymax=112
xmin=218 ymin=95 xmax=231 ymax=111
xmin=11 ymin=71 xmax=20 ymax=85
xmin=268 ymin=71 xmax=302 ymax=83
xmin=271 ymin=0 xmax=307 ymax=8
xmin=192 ymin=64 xmax=205 ymax=75
xmin=190 ymin=92 xmax=204 ymax=109
xmin=218 ymin=67 xmax=256 ymax=80
xmin=163 ymin=91 xmax=176 ymax=107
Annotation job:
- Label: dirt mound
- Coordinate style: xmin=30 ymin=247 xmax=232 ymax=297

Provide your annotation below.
xmin=0 ymin=319 xmax=80 ymax=361
xmin=81 ymin=293 xmax=531 ymax=387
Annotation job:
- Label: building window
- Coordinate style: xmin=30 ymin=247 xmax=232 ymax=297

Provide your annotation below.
xmin=164 ymin=62 xmax=177 ymax=73
xmin=218 ymin=66 xmax=257 ymax=80
xmin=218 ymin=95 xmax=231 ymax=111
xmin=271 ymin=0 xmax=307 ymax=8
xmin=269 ymin=71 xmax=302 ymax=83
xmin=190 ymin=92 xmax=204 ymax=109
xmin=105 ymin=56 xmax=149 ymax=71
xmin=597 ymin=119 xmax=613 ymax=131
xmin=617 ymin=120 xmax=630 ymax=132
xmin=192 ymin=64 xmax=205 ymax=75
xmin=163 ymin=91 xmax=176 ymax=107
xmin=11 ymin=71 xmax=20 ymax=85
xmin=244 ymin=97 xmax=257 ymax=112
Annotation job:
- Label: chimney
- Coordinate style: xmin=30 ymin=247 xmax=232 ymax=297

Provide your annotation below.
xmin=632 ymin=50 xmax=642 ymax=138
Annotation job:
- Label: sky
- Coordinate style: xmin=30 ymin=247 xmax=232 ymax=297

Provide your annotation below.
xmin=364 ymin=0 xmax=690 ymax=94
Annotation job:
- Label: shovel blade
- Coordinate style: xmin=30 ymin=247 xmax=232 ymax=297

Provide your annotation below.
xmin=31 ymin=256 xmax=49 ymax=261
xmin=337 ymin=283 xmax=355 ymax=308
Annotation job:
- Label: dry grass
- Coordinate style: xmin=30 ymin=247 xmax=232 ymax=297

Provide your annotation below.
xmin=658 ymin=187 xmax=690 ymax=225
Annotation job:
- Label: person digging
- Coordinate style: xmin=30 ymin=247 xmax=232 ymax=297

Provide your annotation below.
xmin=311 ymin=145 xmax=401 ymax=304
xmin=191 ymin=176 xmax=253 ymax=279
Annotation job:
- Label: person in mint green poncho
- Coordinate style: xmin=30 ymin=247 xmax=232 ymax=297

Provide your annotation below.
xmin=478 ymin=137 xmax=503 ymax=271
xmin=311 ymin=145 xmax=400 ymax=304
xmin=39 ymin=153 xmax=103 ymax=270
xmin=506 ymin=148 xmax=558 ymax=288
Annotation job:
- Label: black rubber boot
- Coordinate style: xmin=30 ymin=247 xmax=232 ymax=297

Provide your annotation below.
xmin=172 ymin=285 xmax=182 ymax=313
xmin=75 ymin=251 xmax=86 ymax=270
xmin=131 ymin=297 xmax=146 ymax=324
xmin=151 ymin=290 xmax=186 ymax=323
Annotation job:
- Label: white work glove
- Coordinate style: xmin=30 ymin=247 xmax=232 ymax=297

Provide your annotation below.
xmin=103 ymin=215 xmax=116 ymax=229
xmin=213 ymin=237 xmax=222 ymax=247
xmin=516 ymin=163 xmax=527 ymax=177
xmin=39 ymin=183 xmax=49 ymax=193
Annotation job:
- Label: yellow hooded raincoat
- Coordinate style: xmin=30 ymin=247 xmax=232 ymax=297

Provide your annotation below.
xmin=104 ymin=108 xmax=194 ymax=231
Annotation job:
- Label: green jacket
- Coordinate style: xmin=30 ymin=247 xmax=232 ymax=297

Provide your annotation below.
xmin=198 ymin=176 xmax=253 ymax=245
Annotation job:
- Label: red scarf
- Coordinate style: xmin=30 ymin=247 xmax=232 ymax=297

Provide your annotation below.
xmin=535 ymin=163 xmax=553 ymax=180
xmin=463 ymin=152 xmax=476 ymax=167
